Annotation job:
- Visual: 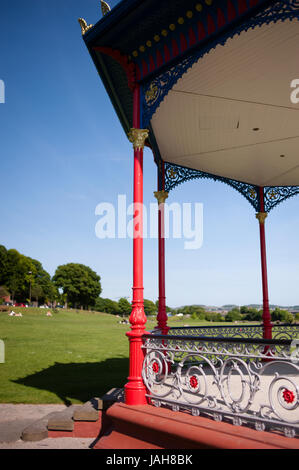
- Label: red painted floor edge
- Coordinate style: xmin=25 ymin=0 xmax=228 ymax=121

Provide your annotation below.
xmin=93 ymin=403 xmax=299 ymax=450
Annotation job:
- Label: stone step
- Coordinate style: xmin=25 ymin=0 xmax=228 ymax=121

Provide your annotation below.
xmin=21 ymin=390 xmax=123 ymax=441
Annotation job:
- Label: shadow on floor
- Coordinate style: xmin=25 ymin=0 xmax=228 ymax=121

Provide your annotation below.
xmin=12 ymin=358 xmax=129 ymax=406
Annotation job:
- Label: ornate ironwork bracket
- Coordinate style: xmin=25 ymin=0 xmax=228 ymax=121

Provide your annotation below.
xmin=263 ymin=186 xmax=299 ymax=212
xmin=164 ymin=162 xmax=260 ymax=211
xmin=164 ymin=162 xmax=299 ymax=212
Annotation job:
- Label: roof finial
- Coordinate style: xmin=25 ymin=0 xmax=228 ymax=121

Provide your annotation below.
xmin=101 ymin=0 xmax=111 ymax=16
xmin=78 ymin=18 xmax=93 ymax=35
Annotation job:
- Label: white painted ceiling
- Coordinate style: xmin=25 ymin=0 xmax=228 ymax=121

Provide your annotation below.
xmin=151 ymin=19 xmax=299 ymax=186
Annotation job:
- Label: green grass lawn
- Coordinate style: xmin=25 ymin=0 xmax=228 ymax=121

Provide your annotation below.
xmin=0 ymin=308 xmax=132 ymax=404
xmin=0 ymin=307 xmax=255 ymax=405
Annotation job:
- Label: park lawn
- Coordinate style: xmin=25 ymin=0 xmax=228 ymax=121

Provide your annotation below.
xmin=0 ymin=308 xmax=253 ymax=405
xmin=0 ymin=308 xmax=133 ymax=405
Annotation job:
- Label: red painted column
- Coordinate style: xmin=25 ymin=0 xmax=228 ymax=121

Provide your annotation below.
xmin=154 ymin=164 xmax=169 ymax=335
xmin=256 ymin=187 xmax=272 ymax=340
xmin=124 ymin=86 xmax=149 ymax=405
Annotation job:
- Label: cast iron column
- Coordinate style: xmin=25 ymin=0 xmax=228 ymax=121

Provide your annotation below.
xmin=154 ymin=164 xmax=169 ymax=335
xmin=124 ymin=85 xmax=149 ymax=405
xmin=256 ymin=187 xmax=272 ymax=340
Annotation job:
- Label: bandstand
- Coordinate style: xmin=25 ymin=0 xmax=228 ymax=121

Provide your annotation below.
xmin=79 ymin=0 xmax=299 ymax=448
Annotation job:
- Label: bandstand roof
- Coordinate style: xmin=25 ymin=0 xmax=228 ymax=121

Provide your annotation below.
xmin=82 ymin=0 xmax=299 ymax=205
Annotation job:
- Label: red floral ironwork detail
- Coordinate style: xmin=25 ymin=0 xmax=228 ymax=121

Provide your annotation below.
xmin=283 ymin=388 xmax=295 ymax=404
xmin=152 ymin=361 xmax=159 ymax=373
xmin=190 ymin=375 xmax=198 ymax=389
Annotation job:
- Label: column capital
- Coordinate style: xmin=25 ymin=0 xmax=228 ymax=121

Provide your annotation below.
xmin=154 ymin=190 xmax=169 ymax=204
xmin=256 ymin=212 xmax=268 ymax=224
xmin=128 ymin=128 xmax=149 ymax=150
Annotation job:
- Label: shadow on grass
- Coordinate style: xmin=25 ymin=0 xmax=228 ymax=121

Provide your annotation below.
xmin=12 ymin=358 xmax=129 ymax=406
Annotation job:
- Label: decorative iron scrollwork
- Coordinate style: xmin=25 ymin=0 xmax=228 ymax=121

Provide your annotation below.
xmin=142 ymin=329 xmax=299 ymax=437
xmin=164 ymin=162 xmax=260 ymax=211
xmin=264 ymin=186 xmax=299 ymax=212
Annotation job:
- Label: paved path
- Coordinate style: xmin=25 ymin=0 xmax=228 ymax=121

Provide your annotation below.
xmin=0 ymin=404 xmax=94 ymax=449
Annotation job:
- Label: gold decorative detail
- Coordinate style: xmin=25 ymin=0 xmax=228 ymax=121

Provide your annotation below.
xmin=154 ymin=35 xmax=160 ymax=42
xmin=154 ymin=190 xmax=169 ymax=205
xmin=139 ymin=45 xmax=145 ymax=52
xmin=168 ymin=168 xmax=177 ymax=179
xmin=248 ymin=188 xmax=257 ymax=200
xmin=178 ymin=17 xmax=185 ymax=24
xmin=268 ymin=189 xmax=278 ymax=200
xmin=132 ymin=50 xmax=138 ymax=57
xmin=186 ymin=10 xmax=193 ymax=18
xmin=145 ymin=83 xmax=159 ymax=104
xmin=195 ymin=3 xmax=203 ymax=11
xmin=128 ymin=129 xmax=149 ymax=150
xmin=78 ymin=18 xmax=93 ymax=35
xmin=161 ymin=29 xmax=168 ymax=37
xmin=169 ymin=23 xmax=176 ymax=31
xmin=101 ymin=0 xmax=111 ymax=16
xmin=256 ymin=212 xmax=268 ymax=224
xmin=146 ymin=40 xmax=152 ymax=47
xmin=205 ymin=0 xmax=213 ymax=5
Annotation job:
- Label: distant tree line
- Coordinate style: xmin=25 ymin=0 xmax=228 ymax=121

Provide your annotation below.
xmin=183 ymin=305 xmax=298 ymax=323
xmin=1 ymin=244 xmax=298 ymax=322
xmin=0 ymin=245 xmax=101 ymax=310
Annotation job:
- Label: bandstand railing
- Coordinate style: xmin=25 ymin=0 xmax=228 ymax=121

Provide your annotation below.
xmin=142 ymin=325 xmax=299 ymax=438
xmin=152 ymin=323 xmax=299 ymax=340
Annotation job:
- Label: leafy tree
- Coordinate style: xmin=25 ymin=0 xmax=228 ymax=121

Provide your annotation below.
xmin=0 ymin=245 xmax=8 ymax=285
xmin=3 ymin=249 xmax=33 ymax=302
xmin=226 ymin=308 xmax=243 ymax=322
xmin=143 ymin=299 xmax=156 ymax=316
xmin=94 ymin=297 xmax=107 ymax=312
xmin=94 ymin=297 xmax=120 ymax=315
xmin=29 ymin=258 xmax=57 ymax=304
xmin=0 ymin=285 xmax=9 ymax=304
xmin=0 ymin=285 xmax=9 ymax=298
xmin=31 ymin=284 xmax=44 ymax=305
xmin=271 ymin=307 xmax=293 ymax=323
xmin=206 ymin=312 xmax=224 ymax=322
xmin=243 ymin=307 xmax=262 ymax=322
xmin=118 ymin=297 xmax=132 ymax=317
xmin=53 ymin=263 xmax=102 ymax=309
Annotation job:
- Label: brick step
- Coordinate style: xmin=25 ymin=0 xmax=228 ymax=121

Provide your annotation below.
xmin=21 ymin=388 xmax=123 ymax=442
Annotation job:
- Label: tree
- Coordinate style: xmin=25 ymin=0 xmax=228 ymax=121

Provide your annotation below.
xmin=242 ymin=307 xmax=262 ymax=322
xmin=94 ymin=297 xmax=107 ymax=312
xmin=31 ymin=284 xmax=44 ymax=305
xmin=3 ymin=249 xmax=33 ymax=302
xmin=0 ymin=285 xmax=9 ymax=304
xmin=226 ymin=308 xmax=243 ymax=322
xmin=143 ymin=299 xmax=156 ymax=316
xmin=0 ymin=245 xmax=8 ymax=285
xmin=94 ymin=297 xmax=120 ymax=315
xmin=207 ymin=312 xmax=224 ymax=322
xmin=118 ymin=297 xmax=131 ymax=317
xmin=271 ymin=307 xmax=293 ymax=323
xmin=53 ymin=263 xmax=102 ymax=309
xmin=29 ymin=258 xmax=57 ymax=304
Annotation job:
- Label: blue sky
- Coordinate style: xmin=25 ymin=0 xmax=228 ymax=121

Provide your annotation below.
xmin=1 ymin=0 xmax=299 ymax=308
